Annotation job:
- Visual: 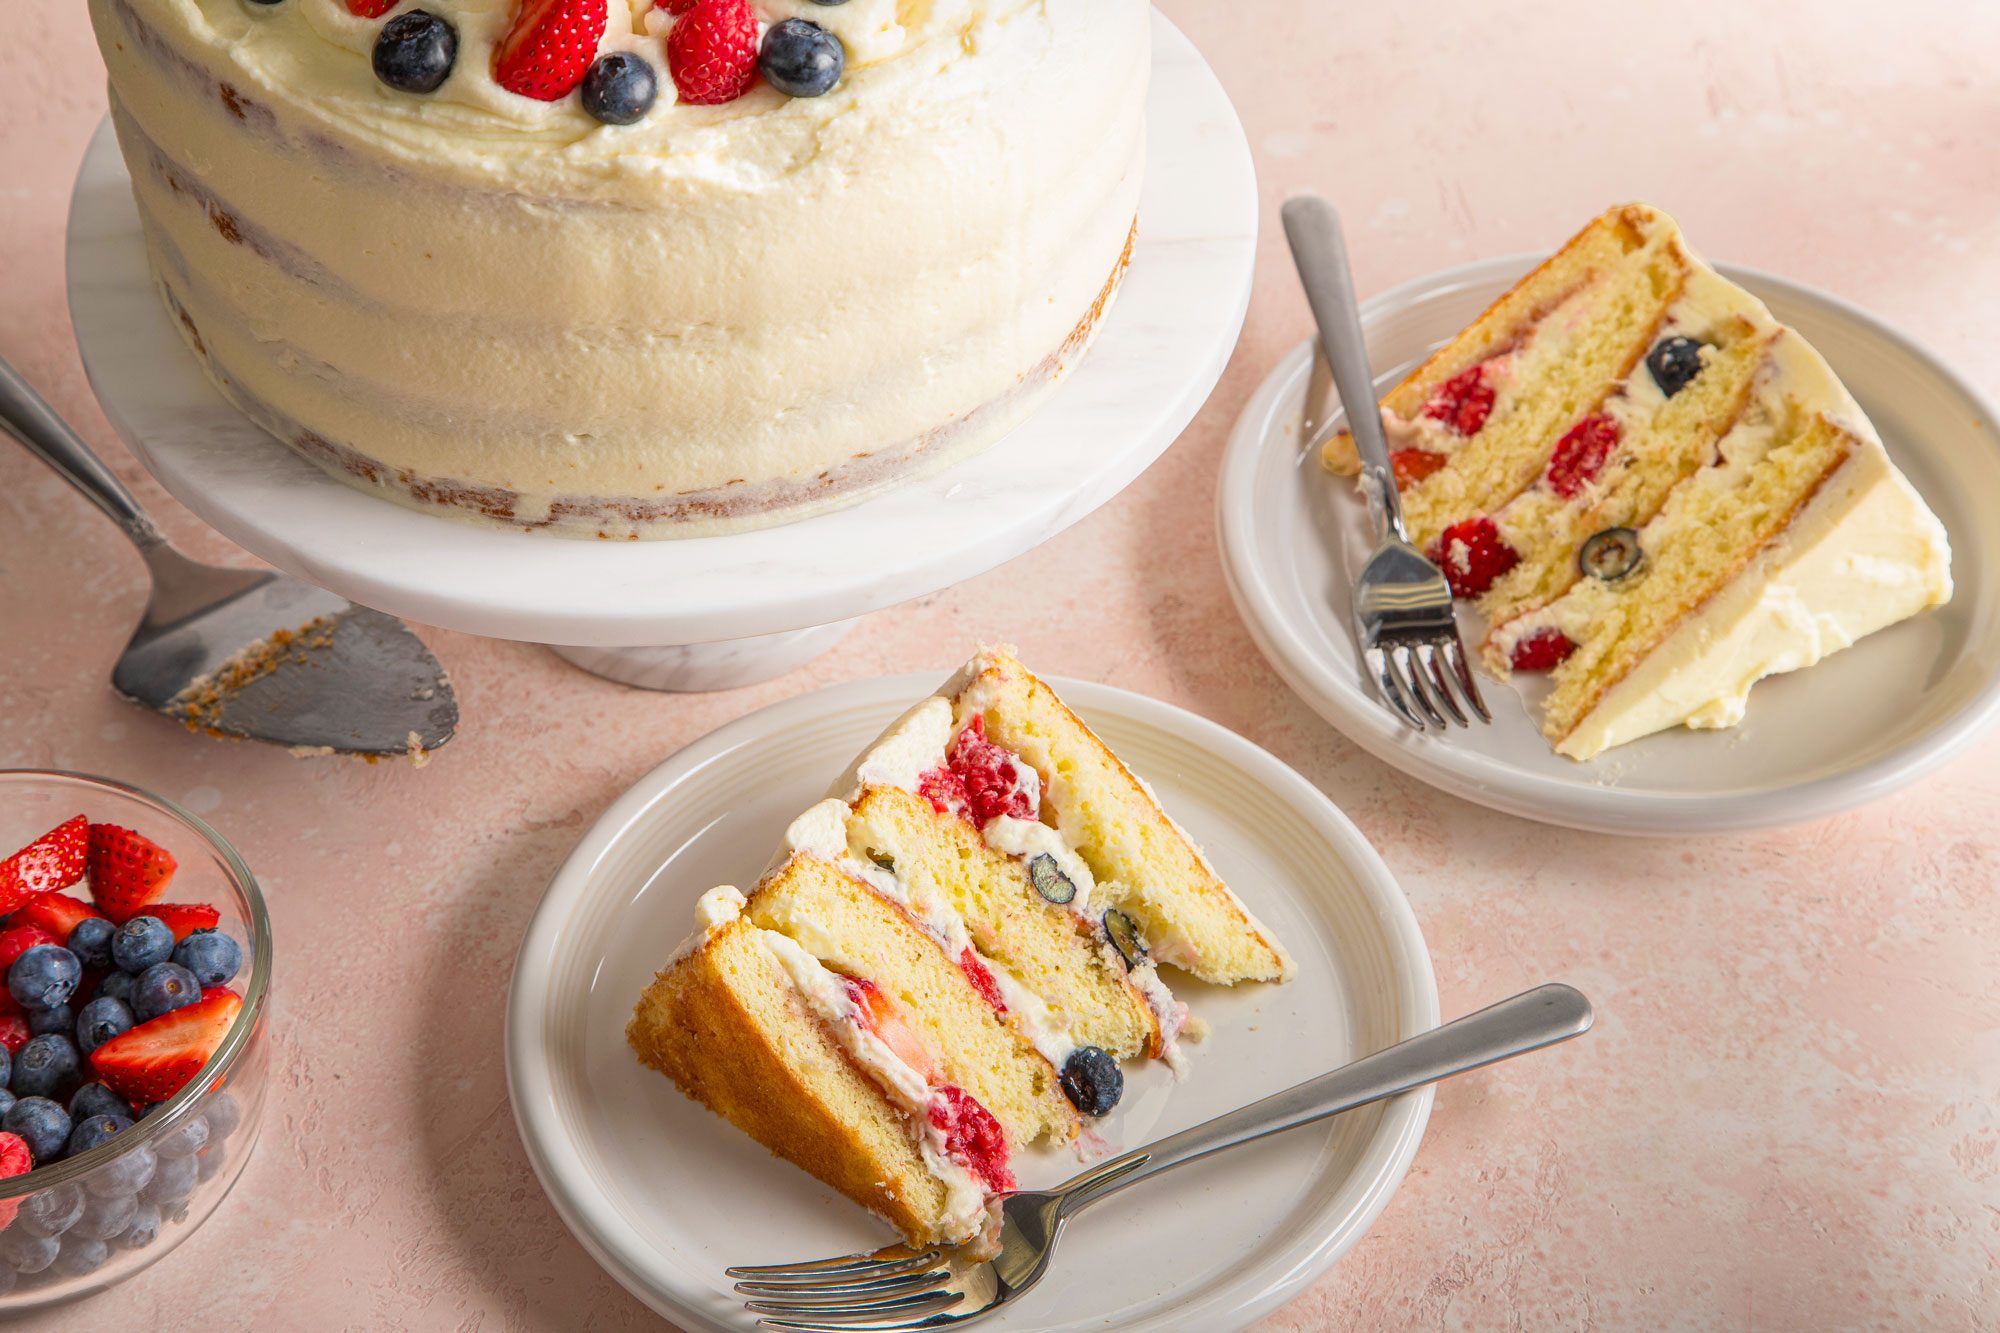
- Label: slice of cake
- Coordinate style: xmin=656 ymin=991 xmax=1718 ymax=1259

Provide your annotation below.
xmin=1322 ymin=204 xmax=1952 ymax=759
xmin=630 ymin=649 xmax=1295 ymax=1245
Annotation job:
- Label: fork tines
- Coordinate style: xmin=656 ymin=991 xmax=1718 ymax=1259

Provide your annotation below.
xmin=1370 ymin=636 xmax=1490 ymax=731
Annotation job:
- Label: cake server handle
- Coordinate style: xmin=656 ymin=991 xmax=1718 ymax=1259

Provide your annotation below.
xmin=1282 ymin=194 xmax=1408 ymax=545
xmin=1054 ymin=983 xmax=1593 ymax=1216
xmin=0 ymin=356 xmax=165 ymax=549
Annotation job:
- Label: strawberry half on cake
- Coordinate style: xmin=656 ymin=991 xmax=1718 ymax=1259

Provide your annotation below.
xmin=628 ymin=648 xmax=1295 ymax=1246
xmin=1322 ymin=204 xmax=1952 ymax=759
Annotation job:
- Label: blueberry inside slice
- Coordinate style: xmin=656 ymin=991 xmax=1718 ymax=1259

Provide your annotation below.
xmin=1027 ymin=854 xmax=1075 ymax=905
xmin=1058 ymin=1046 xmax=1123 ymax=1117
xmin=1102 ymin=908 xmax=1146 ymax=969
xmin=1646 ymin=336 xmax=1705 ymax=398
xmin=1578 ymin=527 xmax=1643 ymax=581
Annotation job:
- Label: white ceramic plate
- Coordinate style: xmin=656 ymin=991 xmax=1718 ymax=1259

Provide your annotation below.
xmin=505 ymin=674 xmax=1438 ymax=1332
xmin=1218 ymin=257 xmax=2000 ymax=835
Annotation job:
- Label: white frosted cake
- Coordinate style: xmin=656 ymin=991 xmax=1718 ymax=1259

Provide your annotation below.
xmin=89 ymin=0 xmax=1148 ymax=537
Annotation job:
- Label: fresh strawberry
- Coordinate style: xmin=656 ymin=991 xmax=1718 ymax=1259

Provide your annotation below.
xmin=842 ymin=976 xmax=934 ymax=1080
xmin=1391 ymin=448 xmax=1449 ymax=489
xmin=346 ymin=0 xmax=398 ymax=15
xmin=11 ymin=893 xmax=108 ymax=943
xmin=926 ymin=1086 xmax=1013 ymax=1192
xmin=0 ymin=925 xmax=57 ymax=976
xmin=1429 ymin=515 xmax=1520 ymax=600
xmin=201 ymin=984 xmax=238 ymax=1005
xmin=0 ymin=1132 xmax=30 ymax=1228
xmin=91 ymin=989 xmax=241 ymax=1104
xmin=1420 ymin=364 xmax=1497 ymax=437
xmin=1544 ymin=413 xmax=1622 ymax=499
xmin=87 ymin=824 xmax=178 ymax=923
xmin=0 ymin=1014 xmax=31 ymax=1056
xmin=666 ymin=0 xmax=758 ymax=105
xmin=957 ymin=948 xmax=1007 ymax=1014
xmin=494 ymin=0 xmax=606 ymax=100
xmin=1508 ymin=627 xmax=1578 ymax=671
xmin=0 ymin=815 xmax=89 ymax=914
xmin=656 ymin=0 xmax=697 ymax=12
xmin=148 ymin=902 xmax=222 ymax=942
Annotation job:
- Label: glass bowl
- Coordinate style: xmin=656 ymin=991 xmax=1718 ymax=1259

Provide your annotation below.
xmin=0 ymin=771 xmax=269 ymax=1308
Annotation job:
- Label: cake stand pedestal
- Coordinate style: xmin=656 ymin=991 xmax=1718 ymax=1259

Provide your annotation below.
xmin=66 ymin=15 xmax=1255 ymax=692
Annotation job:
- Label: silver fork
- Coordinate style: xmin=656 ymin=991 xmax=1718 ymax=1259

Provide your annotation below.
xmin=1280 ymin=194 xmax=1491 ymax=732
xmin=729 ymin=983 xmax=1592 ymax=1330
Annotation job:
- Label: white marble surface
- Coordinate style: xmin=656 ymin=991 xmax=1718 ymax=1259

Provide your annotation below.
xmin=65 ymin=13 xmax=1255 ymax=650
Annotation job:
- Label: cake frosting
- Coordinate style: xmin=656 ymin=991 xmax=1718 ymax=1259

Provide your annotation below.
xmin=89 ymin=0 xmax=1148 ymax=536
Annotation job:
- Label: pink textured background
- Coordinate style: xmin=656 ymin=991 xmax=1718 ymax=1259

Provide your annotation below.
xmin=4 ymin=0 xmax=1998 ymax=1326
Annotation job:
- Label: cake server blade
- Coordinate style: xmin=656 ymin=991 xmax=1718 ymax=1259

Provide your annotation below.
xmin=0 ymin=356 xmax=457 ymax=759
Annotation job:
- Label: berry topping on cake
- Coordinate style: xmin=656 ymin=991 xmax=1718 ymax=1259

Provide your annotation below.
xmin=1420 ymin=364 xmax=1497 ymax=437
xmin=1026 ymin=853 xmax=1075 ymax=905
xmin=1102 ymin=907 xmax=1145 ymax=970
xmin=86 ymin=825 xmax=176 ymax=924
xmin=373 ymin=9 xmax=458 ymax=95
xmin=494 ymin=0 xmax=606 ymax=102
xmin=1391 ymin=448 xmax=1449 ymax=489
xmin=89 ymin=988 xmax=240 ymax=1105
xmin=581 ymin=51 xmax=659 ymax=124
xmin=0 ymin=817 xmax=89 ymax=915
xmin=759 ymin=19 xmax=844 ymax=98
xmin=1578 ymin=527 xmax=1643 ymax=582
xmin=916 ymin=766 xmax=971 ymax=823
xmin=947 ymin=716 xmax=1038 ymax=826
xmin=1431 ymin=515 xmax=1521 ymax=599
xmin=1544 ymin=414 xmax=1622 ymax=499
xmin=956 ymin=949 xmax=1007 ymax=1014
xmin=1646 ymin=336 xmax=1705 ymax=398
xmin=1058 ymin=1045 xmax=1122 ymax=1117
xmin=1509 ymin=627 xmax=1578 ymax=672
xmin=925 ymin=1086 xmax=1013 ymax=1192
xmin=346 ymin=0 xmax=397 ymax=16
xmin=666 ymin=0 xmax=758 ymax=106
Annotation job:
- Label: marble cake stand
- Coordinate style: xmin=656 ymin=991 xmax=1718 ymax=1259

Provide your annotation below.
xmin=66 ymin=15 xmax=1255 ymax=690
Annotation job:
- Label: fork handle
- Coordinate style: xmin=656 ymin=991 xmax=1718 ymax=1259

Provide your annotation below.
xmin=0 ymin=356 xmax=163 ymax=549
xmin=1281 ymin=194 xmax=1409 ymax=545
xmin=1055 ymin=984 xmax=1593 ymax=1217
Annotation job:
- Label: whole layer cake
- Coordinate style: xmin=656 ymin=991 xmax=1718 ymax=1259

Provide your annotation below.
xmin=629 ymin=648 xmax=1294 ymax=1245
xmin=89 ymin=0 xmax=1148 ymax=538
xmin=1323 ymin=204 xmax=1953 ymax=760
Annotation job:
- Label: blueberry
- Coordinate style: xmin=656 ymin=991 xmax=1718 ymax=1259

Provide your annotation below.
xmin=69 ymin=1082 xmax=134 ymax=1124
xmin=66 ymin=1113 xmax=133 ymax=1158
xmin=97 ymin=971 xmax=135 ymax=1005
xmin=0 ymin=1041 xmax=10 ymax=1092
xmin=580 ymin=51 xmax=657 ymax=126
xmin=111 ymin=917 xmax=173 ymax=975
xmin=29 ymin=1003 xmax=73 ymax=1038
xmin=76 ymin=1188 xmax=138 ymax=1241
xmin=15 ymin=1182 xmax=83 ymax=1239
xmin=1578 ymin=526 xmax=1643 ymax=582
xmin=196 ymin=1141 xmax=228 ymax=1182
xmin=132 ymin=962 xmax=200 ymax=1023
xmin=75 ymin=996 xmax=135 ymax=1059
xmin=144 ymin=1149 xmax=198 ymax=1206
xmin=0 ymin=1090 xmax=15 ymax=1121
xmin=53 ymin=1232 xmax=109 ymax=1276
xmin=373 ymin=9 xmax=456 ymax=95
xmin=1027 ymin=853 xmax=1076 ymax=905
xmin=8 ymin=945 xmax=80 ymax=1011
xmin=12 ymin=1034 xmax=81 ymax=1101
xmin=1058 ymin=1045 xmax=1124 ymax=1117
xmin=1646 ymin=335 xmax=1705 ymax=398
xmin=1101 ymin=908 xmax=1146 ymax=970
xmin=171 ymin=930 xmax=241 ymax=989
xmin=4 ymin=1095 xmax=69 ymax=1162
xmin=0 ymin=1228 xmax=58 ymax=1274
xmin=83 ymin=1138 xmax=153 ymax=1199
xmin=809 ymin=0 xmax=848 ymax=5
xmin=153 ymin=1112 xmax=208 ymax=1160
xmin=201 ymin=1092 xmax=243 ymax=1142
xmin=118 ymin=1202 xmax=162 ymax=1250
xmin=66 ymin=917 xmax=115 ymax=971
xmin=758 ymin=19 xmax=843 ymax=97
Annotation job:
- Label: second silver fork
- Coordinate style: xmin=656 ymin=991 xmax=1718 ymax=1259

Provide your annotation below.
xmin=1281 ymin=194 xmax=1490 ymax=732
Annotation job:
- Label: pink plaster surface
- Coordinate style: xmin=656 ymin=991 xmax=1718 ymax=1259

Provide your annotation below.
xmin=3 ymin=0 xmax=1998 ymax=1326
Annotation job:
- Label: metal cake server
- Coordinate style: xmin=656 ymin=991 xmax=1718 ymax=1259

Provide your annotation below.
xmin=0 ymin=357 xmax=456 ymax=758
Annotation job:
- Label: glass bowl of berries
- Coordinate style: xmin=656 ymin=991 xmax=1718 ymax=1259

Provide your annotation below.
xmin=0 ymin=771 xmax=269 ymax=1307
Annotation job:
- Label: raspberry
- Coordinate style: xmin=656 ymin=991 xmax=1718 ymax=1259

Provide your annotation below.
xmin=927 ymin=1086 xmax=1014 ymax=1192
xmin=1420 ymin=365 xmax=1496 ymax=436
xmin=1391 ymin=448 xmax=1449 ymax=489
xmin=1544 ymin=414 xmax=1622 ymax=499
xmin=916 ymin=766 xmax=971 ymax=824
xmin=1430 ymin=516 xmax=1520 ymax=600
xmin=665 ymin=0 xmax=757 ymax=106
xmin=1509 ymin=627 xmax=1577 ymax=671
xmin=957 ymin=948 xmax=1007 ymax=1014
xmin=947 ymin=717 xmax=1037 ymax=826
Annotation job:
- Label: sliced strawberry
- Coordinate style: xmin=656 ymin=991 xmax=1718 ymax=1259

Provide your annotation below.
xmin=1420 ymin=365 xmax=1497 ymax=437
xmin=1429 ymin=516 xmax=1520 ymax=600
xmin=1544 ymin=413 xmax=1622 ymax=499
xmin=1509 ymin=627 xmax=1578 ymax=671
xmin=494 ymin=0 xmax=606 ymax=100
xmin=0 ymin=925 xmax=57 ymax=976
xmin=926 ymin=1086 xmax=1013 ymax=1192
xmin=957 ymin=948 xmax=1007 ymax=1014
xmin=91 ymin=989 xmax=241 ymax=1104
xmin=0 ymin=1132 xmax=30 ymax=1228
xmin=87 ymin=824 xmax=178 ymax=923
xmin=12 ymin=893 xmax=108 ymax=943
xmin=346 ymin=0 xmax=398 ymax=15
xmin=148 ymin=903 xmax=222 ymax=942
xmin=666 ymin=0 xmax=758 ymax=105
xmin=0 ymin=816 xmax=89 ymax=915
xmin=1391 ymin=448 xmax=1449 ymax=489
xmin=0 ymin=1014 xmax=31 ymax=1055
xmin=842 ymin=976 xmax=934 ymax=1081
xmin=200 ymin=984 xmax=238 ymax=1005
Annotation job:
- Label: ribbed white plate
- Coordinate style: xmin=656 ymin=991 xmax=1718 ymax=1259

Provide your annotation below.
xmin=505 ymin=674 xmax=1438 ymax=1332
xmin=1219 ymin=258 xmax=2000 ymax=835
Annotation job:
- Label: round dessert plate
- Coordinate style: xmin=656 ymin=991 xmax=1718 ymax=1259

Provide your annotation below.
xmin=1219 ymin=258 xmax=2000 ymax=835
xmin=506 ymin=674 xmax=1439 ymax=1333
xmin=66 ymin=14 xmax=1253 ymax=660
